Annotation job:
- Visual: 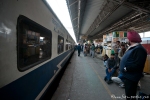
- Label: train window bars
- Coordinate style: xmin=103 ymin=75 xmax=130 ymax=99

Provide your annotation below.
xmin=58 ymin=35 xmax=64 ymax=54
xmin=17 ymin=15 xmax=52 ymax=71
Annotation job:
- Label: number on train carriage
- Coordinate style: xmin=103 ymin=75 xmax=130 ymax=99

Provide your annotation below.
xmin=17 ymin=15 xmax=52 ymax=71
xmin=58 ymin=35 xmax=64 ymax=54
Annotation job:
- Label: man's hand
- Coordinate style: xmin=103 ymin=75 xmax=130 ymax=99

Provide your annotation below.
xmin=124 ymin=67 xmax=127 ymax=72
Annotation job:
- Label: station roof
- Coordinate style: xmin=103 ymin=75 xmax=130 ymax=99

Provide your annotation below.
xmin=66 ymin=0 xmax=150 ymax=42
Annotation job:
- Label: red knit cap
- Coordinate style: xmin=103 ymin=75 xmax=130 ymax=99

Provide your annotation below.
xmin=127 ymin=31 xmax=142 ymax=42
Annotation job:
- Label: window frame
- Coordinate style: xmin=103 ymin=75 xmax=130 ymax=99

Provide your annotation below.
xmin=17 ymin=15 xmax=52 ymax=72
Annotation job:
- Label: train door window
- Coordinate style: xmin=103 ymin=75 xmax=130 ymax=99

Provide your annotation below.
xmin=66 ymin=39 xmax=68 ymax=51
xmin=17 ymin=15 xmax=52 ymax=71
xmin=58 ymin=35 xmax=64 ymax=54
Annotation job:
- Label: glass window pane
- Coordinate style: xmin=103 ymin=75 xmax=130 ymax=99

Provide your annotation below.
xmin=69 ymin=41 xmax=71 ymax=49
xmin=58 ymin=35 xmax=64 ymax=54
xmin=17 ymin=15 xmax=52 ymax=71
xmin=66 ymin=39 xmax=68 ymax=51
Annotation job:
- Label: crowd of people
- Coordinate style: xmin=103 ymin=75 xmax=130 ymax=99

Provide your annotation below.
xmin=75 ymin=30 xmax=148 ymax=100
xmin=103 ymin=30 xmax=147 ymax=100
xmin=75 ymin=43 xmax=103 ymax=58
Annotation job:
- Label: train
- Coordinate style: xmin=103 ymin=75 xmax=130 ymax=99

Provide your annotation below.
xmin=0 ymin=0 xmax=75 ymax=99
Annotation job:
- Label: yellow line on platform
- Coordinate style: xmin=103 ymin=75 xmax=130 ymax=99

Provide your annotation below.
xmin=90 ymin=64 xmax=116 ymax=100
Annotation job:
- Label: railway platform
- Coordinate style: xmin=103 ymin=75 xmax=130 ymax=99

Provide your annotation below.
xmin=51 ymin=51 xmax=150 ymax=100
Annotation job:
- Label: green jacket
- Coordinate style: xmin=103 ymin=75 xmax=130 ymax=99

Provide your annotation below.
xmin=91 ymin=45 xmax=95 ymax=51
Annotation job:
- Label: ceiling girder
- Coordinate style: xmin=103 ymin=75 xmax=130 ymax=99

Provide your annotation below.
xmin=86 ymin=0 xmax=150 ymax=40
xmin=85 ymin=0 xmax=125 ymax=36
xmin=69 ymin=0 xmax=78 ymax=7
xmin=124 ymin=2 xmax=150 ymax=14
xmin=72 ymin=17 xmax=78 ymax=22
xmin=109 ymin=0 xmax=150 ymax=14
xmin=90 ymin=12 xmax=149 ymax=39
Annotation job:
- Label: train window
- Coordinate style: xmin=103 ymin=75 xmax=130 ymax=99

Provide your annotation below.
xmin=66 ymin=39 xmax=68 ymax=51
xmin=58 ymin=35 xmax=64 ymax=54
xmin=70 ymin=42 xmax=72 ymax=49
xmin=68 ymin=41 xmax=71 ymax=49
xmin=17 ymin=15 xmax=52 ymax=71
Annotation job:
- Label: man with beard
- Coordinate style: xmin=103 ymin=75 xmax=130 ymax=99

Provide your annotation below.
xmin=104 ymin=53 xmax=118 ymax=84
xmin=120 ymin=30 xmax=147 ymax=100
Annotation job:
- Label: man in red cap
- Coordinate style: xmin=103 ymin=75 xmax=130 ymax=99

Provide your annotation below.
xmin=120 ymin=30 xmax=147 ymax=100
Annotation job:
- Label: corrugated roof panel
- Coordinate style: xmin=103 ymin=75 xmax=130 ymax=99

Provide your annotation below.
xmin=80 ymin=0 xmax=105 ymax=35
xmin=70 ymin=3 xmax=78 ymax=18
xmin=90 ymin=5 xmax=132 ymax=36
xmin=68 ymin=0 xmax=77 ymax=5
xmin=73 ymin=20 xmax=78 ymax=26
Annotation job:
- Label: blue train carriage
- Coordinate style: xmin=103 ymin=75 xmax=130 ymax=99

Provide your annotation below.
xmin=0 ymin=0 xmax=75 ymax=100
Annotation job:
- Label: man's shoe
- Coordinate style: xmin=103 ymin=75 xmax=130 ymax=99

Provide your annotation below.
xmin=119 ymin=83 xmax=125 ymax=88
xmin=104 ymin=77 xmax=107 ymax=81
xmin=107 ymin=80 xmax=113 ymax=84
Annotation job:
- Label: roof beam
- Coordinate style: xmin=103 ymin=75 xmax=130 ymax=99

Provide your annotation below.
xmin=69 ymin=0 xmax=78 ymax=7
xmin=86 ymin=0 xmax=125 ymax=35
xmin=72 ymin=17 xmax=78 ymax=22
xmin=109 ymin=0 xmax=150 ymax=14
xmin=124 ymin=2 xmax=150 ymax=14
xmin=90 ymin=12 xmax=149 ymax=39
xmin=87 ymin=0 xmax=150 ymax=40
xmin=103 ymin=16 xmax=147 ymax=38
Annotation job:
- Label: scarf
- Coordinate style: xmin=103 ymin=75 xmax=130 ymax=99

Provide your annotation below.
xmin=125 ymin=43 xmax=140 ymax=52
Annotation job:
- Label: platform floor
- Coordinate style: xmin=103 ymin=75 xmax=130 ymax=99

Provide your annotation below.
xmin=52 ymin=51 xmax=150 ymax=100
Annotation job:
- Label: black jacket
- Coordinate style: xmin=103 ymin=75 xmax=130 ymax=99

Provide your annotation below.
xmin=106 ymin=58 xmax=117 ymax=69
xmin=120 ymin=44 xmax=147 ymax=82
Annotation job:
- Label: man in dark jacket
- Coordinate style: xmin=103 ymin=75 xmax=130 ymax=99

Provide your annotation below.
xmin=104 ymin=53 xmax=118 ymax=84
xmin=120 ymin=30 xmax=147 ymax=100
xmin=77 ymin=44 xmax=81 ymax=56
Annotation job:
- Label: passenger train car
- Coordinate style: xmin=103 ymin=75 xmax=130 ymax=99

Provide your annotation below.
xmin=0 ymin=0 xmax=75 ymax=99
